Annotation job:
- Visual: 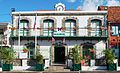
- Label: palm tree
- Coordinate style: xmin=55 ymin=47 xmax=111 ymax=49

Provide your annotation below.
xmin=0 ymin=47 xmax=16 ymax=71
xmin=70 ymin=45 xmax=82 ymax=71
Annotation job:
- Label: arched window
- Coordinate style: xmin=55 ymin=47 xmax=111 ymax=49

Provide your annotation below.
xmin=43 ymin=19 xmax=54 ymax=36
xmin=65 ymin=19 xmax=76 ymax=36
xmin=20 ymin=20 xmax=29 ymax=36
xmin=90 ymin=19 xmax=102 ymax=36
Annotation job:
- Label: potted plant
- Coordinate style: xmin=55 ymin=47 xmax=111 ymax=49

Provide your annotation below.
xmin=35 ymin=48 xmax=44 ymax=71
xmin=70 ymin=45 xmax=82 ymax=71
xmin=0 ymin=47 xmax=16 ymax=71
xmin=103 ymin=49 xmax=117 ymax=71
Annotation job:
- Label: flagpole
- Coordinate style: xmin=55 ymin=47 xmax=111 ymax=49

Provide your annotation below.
xmin=18 ymin=13 xmax=21 ymax=58
xmin=34 ymin=13 xmax=37 ymax=58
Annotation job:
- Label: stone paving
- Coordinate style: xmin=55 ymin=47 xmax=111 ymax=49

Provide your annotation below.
xmin=0 ymin=71 xmax=120 ymax=73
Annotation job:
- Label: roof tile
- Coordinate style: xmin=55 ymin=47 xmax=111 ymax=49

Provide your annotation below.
xmin=108 ymin=7 xmax=120 ymax=23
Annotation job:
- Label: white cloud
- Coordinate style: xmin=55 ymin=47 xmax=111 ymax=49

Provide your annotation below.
xmin=80 ymin=0 xmax=104 ymax=11
xmin=78 ymin=0 xmax=120 ymax=11
xmin=67 ymin=0 xmax=76 ymax=3
xmin=107 ymin=0 xmax=120 ymax=6
xmin=82 ymin=0 xmax=96 ymax=11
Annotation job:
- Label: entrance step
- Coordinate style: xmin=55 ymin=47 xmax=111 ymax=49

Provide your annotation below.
xmin=44 ymin=63 xmax=70 ymax=72
xmin=43 ymin=72 xmax=79 ymax=73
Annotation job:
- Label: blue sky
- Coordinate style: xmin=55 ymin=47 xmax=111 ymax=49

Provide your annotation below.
xmin=0 ymin=0 xmax=120 ymax=23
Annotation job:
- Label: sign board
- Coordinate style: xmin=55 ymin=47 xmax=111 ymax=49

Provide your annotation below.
xmin=54 ymin=31 xmax=65 ymax=36
xmin=44 ymin=59 xmax=50 ymax=68
xmin=19 ymin=52 xmax=28 ymax=59
xmin=90 ymin=60 xmax=95 ymax=66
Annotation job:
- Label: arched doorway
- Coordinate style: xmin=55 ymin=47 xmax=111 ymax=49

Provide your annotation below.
xmin=81 ymin=42 xmax=94 ymax=66
xmin=54 ymin=42 xmax=65 ymax=64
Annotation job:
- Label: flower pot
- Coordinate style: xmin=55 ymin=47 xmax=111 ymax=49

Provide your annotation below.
xmin=36 ymin=64 xmax=44 ymax=71
xmin=2 ymin=64 xmax=13 ymax=71
xmin=10 ymin=64 xmax=13 ymax=70
xmin=107 ymin=63 xmax=117 ymax=71
xmin=70 ymin=63 xmax=81 ymax=71
xmin=89 ymin=59 xmax=95 ymax=66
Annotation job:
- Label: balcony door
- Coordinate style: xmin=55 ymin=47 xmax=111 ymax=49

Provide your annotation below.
xmin=64 ymin=19 xmax=76 ymax=36
xmin=43 ymin=19 xmax=54 ymax=36
xmin=20 ymin=20 xmax=29 ymax=36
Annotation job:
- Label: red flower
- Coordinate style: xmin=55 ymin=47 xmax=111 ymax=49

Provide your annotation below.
xmin=90 ymin=49 xmax=96 ymax=53
xmin=23 ymin=48 xmax=29 ymax=53
xmin=81 ymin=60 xmax=85 ymax=65
xmin=11 ymin=27 xmax=16 ymax=30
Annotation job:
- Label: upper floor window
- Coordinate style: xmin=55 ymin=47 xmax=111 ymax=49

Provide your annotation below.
xmin=65 ymin=19 xmax=76 ymax=36
xmin=20 ymin=20 xmax=29 ymax=36
xmin=43 ymin=19 xmax=54 ymax=36
xmin=111 ymin=26 xmax=120 ymax=36
xmin=90 ymin=19 xmax=102 ymax=36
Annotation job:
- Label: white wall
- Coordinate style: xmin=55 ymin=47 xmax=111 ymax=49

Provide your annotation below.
xmin=13 ymin=14 xmax=105 ymax=36
xmin=13 ymin=39 xmax=106 ymax=59
xmin=95 ymin=41 xmax=106 ymax=59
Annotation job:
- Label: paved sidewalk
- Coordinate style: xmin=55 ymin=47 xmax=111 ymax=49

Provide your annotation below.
xmin=0 ymin=65 xmax=120 ymax=73
xmin=0 ymin=71 xmax=120 ymax=73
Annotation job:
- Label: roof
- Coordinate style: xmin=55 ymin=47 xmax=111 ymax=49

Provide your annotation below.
xmin=12 ymin=11 xmax=107 ymax=15
xmin=0 ymin=22 xmax=9 ymax=26
xmin=107 ymin=6 xmax=120 ymax=23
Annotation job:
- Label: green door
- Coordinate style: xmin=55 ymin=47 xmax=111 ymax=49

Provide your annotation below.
xmin=54 ymin=46 xmax=65 ymax=63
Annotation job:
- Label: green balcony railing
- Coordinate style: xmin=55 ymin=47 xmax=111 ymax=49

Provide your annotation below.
xmin=10 ymin=27 xmax=108 ymax=38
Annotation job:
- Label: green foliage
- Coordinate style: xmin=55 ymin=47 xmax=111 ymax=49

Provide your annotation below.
xmin=71 ymin=45 xmax=82 ymax=64
xmin=36 ymin=54 xmax=44 ymax=64
xmin=0 ymin=47 xmax=16 ymax=64
xmin=35 ymin=48 xmax=44 ymax=64
xmin=103 ymin=49 xmax=115 ymax=64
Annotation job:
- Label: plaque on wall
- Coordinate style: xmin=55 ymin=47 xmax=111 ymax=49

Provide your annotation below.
xmin=19 ymin=52 xmax=28 ymax=59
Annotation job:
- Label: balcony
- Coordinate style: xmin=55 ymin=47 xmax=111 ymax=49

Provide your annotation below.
xmin=10 ymin=36 xmax=107 ymax=41
xmin=10 ymin=27 xmax=108 ymax=40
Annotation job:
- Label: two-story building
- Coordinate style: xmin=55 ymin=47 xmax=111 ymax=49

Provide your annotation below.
xmin=11 ymin=3 xmax=108 ymax=67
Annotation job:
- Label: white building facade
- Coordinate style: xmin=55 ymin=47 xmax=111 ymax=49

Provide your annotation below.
xmin=11 ymin=3 xmax=108 ymax=67
xmin=0 ymin=22 xmax=11 ymax=47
